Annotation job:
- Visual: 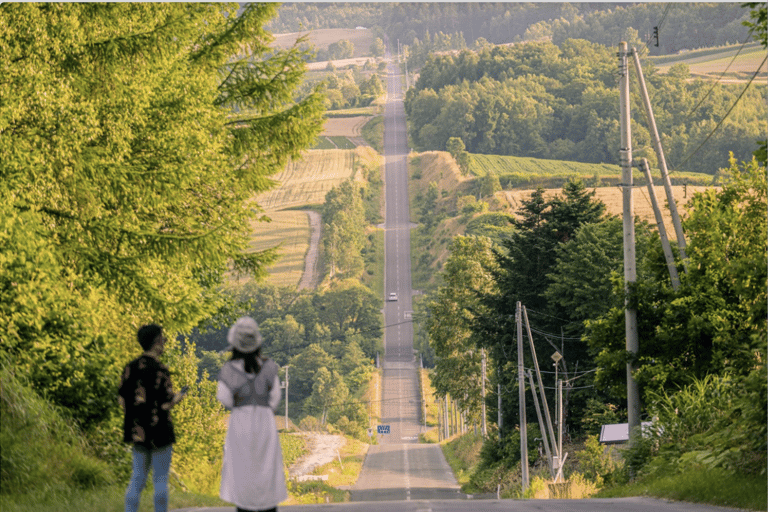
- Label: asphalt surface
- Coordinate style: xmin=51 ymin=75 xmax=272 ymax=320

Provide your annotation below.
xmin=173 ymin=497 xmax=750 ymax=512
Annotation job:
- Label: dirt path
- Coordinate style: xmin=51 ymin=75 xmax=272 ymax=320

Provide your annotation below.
xmin=287 ymin=433 xmax=346 ymax=479
xmin=297 ymin=210 xmax=321 ymax=291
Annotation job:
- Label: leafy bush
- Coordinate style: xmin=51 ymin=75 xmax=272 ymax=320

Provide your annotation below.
xmin=621 ymin=371 xmax=767 ymax=479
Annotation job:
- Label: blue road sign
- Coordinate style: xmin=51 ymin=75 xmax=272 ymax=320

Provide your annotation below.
xmin=377 ymin=425 xmax=390 ymax=435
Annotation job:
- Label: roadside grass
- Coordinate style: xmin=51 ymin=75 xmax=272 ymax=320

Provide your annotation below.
xmin=0 ymin=485 xmax=230 ymax=512
xmin=361 ymin=115 xmax=383 ymax=153
xmin=441 ymin=432 xmax=485 ymax=489
xmin=418 ymin=369 xmax=440 ymax=443
xmin=596 ymin=467 xmax=767 ymax=511
xmin=314 ymin=438 xmax=369 ymax=488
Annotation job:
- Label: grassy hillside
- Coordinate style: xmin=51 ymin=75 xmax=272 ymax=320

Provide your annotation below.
xmin=470 ymin=153 xmax=714 ymax=189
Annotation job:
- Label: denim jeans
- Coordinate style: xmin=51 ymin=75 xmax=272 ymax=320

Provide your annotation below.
xmin=125 ymin=444 xmax=173 ymax=512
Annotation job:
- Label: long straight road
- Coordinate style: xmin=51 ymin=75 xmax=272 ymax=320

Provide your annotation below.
xmin=349 ymin=51 xmax=461 ymax=502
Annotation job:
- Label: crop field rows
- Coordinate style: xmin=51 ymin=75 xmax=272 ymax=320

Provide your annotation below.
xmin=256 ymin=150 xmax=356 ymax=210
xmin=245 ymin=210 xmax=312 ymax=288
xmin=470 ymin=153 xmax=713 ymax=187
xmin=471 ymin=153 xmax=617 ymax=177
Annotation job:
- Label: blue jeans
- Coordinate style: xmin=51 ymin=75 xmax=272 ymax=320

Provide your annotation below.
xmin=125 ymin=444 xmax=173 ymax=512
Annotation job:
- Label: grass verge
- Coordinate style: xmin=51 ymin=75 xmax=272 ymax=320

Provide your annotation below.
xmin=441 ymin=433 xmax=485 ymax=489
xmin=0 ymin=485 xmax=229 ymax=512
xmin=360 ymin=115 xmax=383 ymax=154
xmin=597 ymin=467 xmax=767 ymax=511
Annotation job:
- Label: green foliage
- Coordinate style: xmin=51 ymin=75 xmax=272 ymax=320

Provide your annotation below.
xmin=0 ymin=3 xmax=324 ymax=429
xmin=577 ymin=435 xmax=619 ymax=486
xmin=280 ymin=433 xmax=308 ymax=467
xmin=0 ymin=362 xmax=114 ymax=495
xmin=579 ymin=399 xmax=621 ymax=436
xmin=323 ymin=181 xmax=367 ymax=278
xmin=427 ymin=236 xmax=498 ymax=424
xmin=598 ymin=466 xmax=767 ymax=512
xmin=406 ymin=39 xmax=765 ymax=175
xmin=623 ymin=371 xmax=767 ymax=479
xmin=464 ymin=212 xmax=515 ymax=244
xmin=588 ymin=157 xmax=767 ymax=398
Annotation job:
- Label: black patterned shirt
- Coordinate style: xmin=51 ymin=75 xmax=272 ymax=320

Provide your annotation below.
xmin=118 ymin=355 xmax=176 ymax=449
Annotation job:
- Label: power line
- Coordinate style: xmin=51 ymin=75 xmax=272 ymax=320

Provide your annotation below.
xmin=672 ymin=54 xmax=767 ymax=173
xmin=640 ymin=3 xmax=672 ymax=55
xmin=683 ymin=29 xmax=756 ymax=124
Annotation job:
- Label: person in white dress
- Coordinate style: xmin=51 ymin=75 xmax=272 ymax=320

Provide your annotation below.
xmin=217 ymin=316 xmax=288 ymax=512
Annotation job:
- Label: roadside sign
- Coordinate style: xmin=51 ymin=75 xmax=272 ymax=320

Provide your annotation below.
xmin=377 ymin=425 xmax=390 ymax=435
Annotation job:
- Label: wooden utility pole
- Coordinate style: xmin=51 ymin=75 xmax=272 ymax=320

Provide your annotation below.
xmin=639 ymin=158 xmax=680 ymax=290
xmin=516 ymin=301 xmax=529 ymax=491
xmin=619 ymin=42 xmax=641 ymax=441
xmin=630 ymin=48 xmax=688 ymax=271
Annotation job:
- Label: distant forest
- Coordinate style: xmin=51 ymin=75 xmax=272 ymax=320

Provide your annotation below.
xmin=267 ymin=3 xmax=752 ymax=55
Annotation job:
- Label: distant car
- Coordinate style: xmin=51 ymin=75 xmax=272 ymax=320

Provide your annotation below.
xmin=388 ymin=292 xmax=398 ymax=301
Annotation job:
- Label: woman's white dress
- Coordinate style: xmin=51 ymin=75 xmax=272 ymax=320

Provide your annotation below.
xmin=217 ymin=358 xmax=288 ymax=510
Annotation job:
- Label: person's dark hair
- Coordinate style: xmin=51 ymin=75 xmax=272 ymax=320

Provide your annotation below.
xmin=231 ymin=348 xmax=262 ymax=375
xmin=137 ymin=324 xmax=163 ymax=352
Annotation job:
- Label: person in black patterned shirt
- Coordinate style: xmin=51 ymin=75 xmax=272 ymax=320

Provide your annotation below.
xmin=118 ymin=324 xmax=185 ymax=512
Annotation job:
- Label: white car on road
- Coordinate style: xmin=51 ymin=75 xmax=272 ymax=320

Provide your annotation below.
xmin=388 ymin=292 xmax=398 ymax=301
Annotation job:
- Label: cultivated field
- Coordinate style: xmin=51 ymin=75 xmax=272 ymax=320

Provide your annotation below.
xmin=272 ymin=28 xmax=374 ymax=59
xmin=244 ymin=210 xmax=312 ymax=288
xmin=470 ymin=153 xmax=714 ymax=187
xmin=651 ymin=43 xmax=767 ymax=82
xmin=322 ymin=116 xmax=370 ymax=137
xmin=249 ymin=147 xmax=382 ymax=287
xmin=255 ymin=149 xmax=359 ymax=210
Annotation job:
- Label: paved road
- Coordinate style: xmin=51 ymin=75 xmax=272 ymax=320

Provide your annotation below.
xmin=174 ymin=497 xmax=749 ymax=512
xmin=348 ymin=47 xmax=461 ymax=503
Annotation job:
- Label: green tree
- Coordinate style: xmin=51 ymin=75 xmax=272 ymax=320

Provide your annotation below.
xmin=587 ymin=157 xmax=767 ymax=400
xmin=323 ymin=180 xmax=366 ymax=278
xmin=370 ymin=37 xmax=386 ymax=58
xmin=260 ymin=315 xmax=305 ymax=367
xmin=428 ymin=236 xmax=499 ymax=423
xmin=288 ymin=343 xmax=337 ymax=401
xmin=0 ymin=3 xmax=324 ymax=426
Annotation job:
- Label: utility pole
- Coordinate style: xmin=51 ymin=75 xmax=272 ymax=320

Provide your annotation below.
xmin=619 ymin=42 xmax=641 ymax=442
xmin=527 ymin=370 xmax=554 ymax=479
xmin=497 ymin=383 xmax=502 ymax=434
xmin=630 ymin=48 xmax=688 ymax=272
xmin=516 ymin=301 xmax=529 ymax=491
xmin=523 ymin=306 xmax=558 ymax=477
xmin=481 ymin=349 xmax=488 ymax=437
xmin=639 ymin=158 xmax=680 ymax=290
